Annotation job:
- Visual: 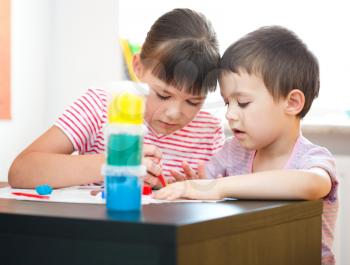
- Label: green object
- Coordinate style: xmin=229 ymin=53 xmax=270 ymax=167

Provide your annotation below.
xmin=128 ymin=42 xmax=141 ymax=55
xmin=107 ymin=134 xmax=142 ymax=166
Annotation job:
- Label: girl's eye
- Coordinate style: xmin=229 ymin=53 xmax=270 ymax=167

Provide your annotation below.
xmin=238 ymin=102 xmax=250 ymax=108
xmin=186 ymin=100 xmax=201 ymax=107
xmin=156 ymin=93 xmax=170 ymax=101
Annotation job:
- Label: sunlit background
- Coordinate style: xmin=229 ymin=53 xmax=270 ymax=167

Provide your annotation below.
xmin=0 ymin=1 xmax=349 ymax=264
xmin=119 ymin=0 xmax=350 ymax=124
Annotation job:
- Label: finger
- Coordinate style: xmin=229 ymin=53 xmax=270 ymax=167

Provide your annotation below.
xmin=152 ymin=188 xmax=170 ymax=200
xmin=143 ymin=157 xmax=162 ymax=176
xmin=143 ymin=173 xmax=161 ymax=188
xmin=217 ymin=174 xmax=223 ymax=179
xmin=167 ymin=192 xmax=183 ymax=201
xmin=182 ymin=161 xmax=198 ymax=179
xmin=170 ymin=169 xmax=186 ymax=182
xmin=197 ymin=161 xmax=208 ymax=179
xmin=90 ymin=189 xmax=102 ymax=196
xmin=166 ymin=177 xmax=177 ymax=184
xmin=92 ymin=181 xmax=104 ymax=186
xmin=166 ymin=183 xmax=186 ymax=200
xmin=143 ymin=144 xmax=162 ymax=162
xmin=148 ymin=156 xmax=161 ymax=163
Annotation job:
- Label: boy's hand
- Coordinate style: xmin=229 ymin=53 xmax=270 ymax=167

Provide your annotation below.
xmin=152 ymin=179 xmax=222 ymax=201
xmin=142 ymin=144 xmax=163 ymax=188
xmin=170 ymin=161 xmax=208 ymax=182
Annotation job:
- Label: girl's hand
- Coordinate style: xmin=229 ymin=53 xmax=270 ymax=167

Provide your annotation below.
xmin=170 ymin=161 xmax=208 ymax=182
xmin=143 ymin=144 xmax=162 ymax=163
xmin=152 ymin=179 xmax=222 ymax=201
xmin=142 ymin=144 xmax=163 ymax=188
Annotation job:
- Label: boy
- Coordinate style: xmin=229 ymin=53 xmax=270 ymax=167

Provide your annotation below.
xmin=154 ymin=26 xmax=338 ymax=265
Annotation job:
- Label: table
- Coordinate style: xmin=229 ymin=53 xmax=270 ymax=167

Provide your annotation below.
xmin=0 ymin=183 xmax=322 ymax=265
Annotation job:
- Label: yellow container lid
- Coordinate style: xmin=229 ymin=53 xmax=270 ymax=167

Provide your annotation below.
xmin=107 ymin=81 xmax=148 ymax=124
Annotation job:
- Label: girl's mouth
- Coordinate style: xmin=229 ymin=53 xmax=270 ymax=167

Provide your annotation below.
xmin=159 ymin=121 xmax=177 ymax=128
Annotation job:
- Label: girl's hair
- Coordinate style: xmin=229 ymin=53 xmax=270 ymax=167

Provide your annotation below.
xmin=220 ymin=26 xmax=320 ymax=118
xmin=140 ymin=8 xmax=220 ymax=96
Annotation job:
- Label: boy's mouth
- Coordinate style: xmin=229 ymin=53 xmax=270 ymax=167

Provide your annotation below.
xmin=232 ymin=128 xmax=246 ymax=139
xmin=233 ymin=128 xmax=244 ymax=134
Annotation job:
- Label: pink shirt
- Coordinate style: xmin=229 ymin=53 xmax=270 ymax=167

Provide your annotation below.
xmin=55 ymin=88 xmax=225 ymax=179
xmin=206 ymin=135 xmax=338 ymax=265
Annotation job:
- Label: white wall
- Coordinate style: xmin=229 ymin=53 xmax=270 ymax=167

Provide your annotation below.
xmin=333 ymin=155 xmax=350 ymax=265
xmin=304 ymin=131 xmax=350 ymax=265
xmin=47 ymin=0 xmax=122 ymax=124
xmin=0 ymin=0 xmax=122 ymax=180
xmin=0 ymin=0 xmax=50 ymax=181
xmin=0 ymin=1 xmax=348 ymax=264
xmin=119 ymin=0 xmax=350 ymax=119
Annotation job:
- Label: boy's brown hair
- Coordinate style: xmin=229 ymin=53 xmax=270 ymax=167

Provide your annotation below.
xmin=140 ymin=8 xmax=220 ymax=96
xmin=220 ymin=26 xmax=319 ymax=118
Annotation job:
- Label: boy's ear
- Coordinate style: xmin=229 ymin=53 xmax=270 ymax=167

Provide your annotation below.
xmin=284 ymin=89 xmax=305 ymax=116
xmin=132 ymin=54 xmax=143 ymax=79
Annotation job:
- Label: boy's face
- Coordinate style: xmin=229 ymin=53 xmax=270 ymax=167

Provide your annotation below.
xmin=219 ymin=71 xmax=288 ymax=150
xmin=141 ymin=70 xmax=206 ymax=135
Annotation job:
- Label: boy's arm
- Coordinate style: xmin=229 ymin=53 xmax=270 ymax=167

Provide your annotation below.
xmin=154 ymin=168 xmax=332 ymax=200
xmin=217 ymin=168 xmax=332 ymax=200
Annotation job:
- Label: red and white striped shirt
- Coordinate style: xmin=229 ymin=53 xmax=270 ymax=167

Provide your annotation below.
xmin=55 ymin=88 xmax=225 ymax=178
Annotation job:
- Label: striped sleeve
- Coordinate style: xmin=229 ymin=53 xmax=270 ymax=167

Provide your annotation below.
xmin=55 ymin=88 xmax=108 ymax=154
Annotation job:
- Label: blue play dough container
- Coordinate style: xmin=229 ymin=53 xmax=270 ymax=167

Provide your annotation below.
xmin=103 ymin=165 xmax=145 ymax=211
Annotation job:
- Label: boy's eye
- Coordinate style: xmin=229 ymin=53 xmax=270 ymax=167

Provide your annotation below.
xmin=238 ymin=102 xmax=250 ymax=108
xmin=224 ymin=102 xmax=229 ymax=107
xmin=156 ymin=93 xmax=170 ymax=101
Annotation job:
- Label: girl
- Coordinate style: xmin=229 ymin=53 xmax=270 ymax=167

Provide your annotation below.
xmin=8 ymin=8 xmax=224 ymax=189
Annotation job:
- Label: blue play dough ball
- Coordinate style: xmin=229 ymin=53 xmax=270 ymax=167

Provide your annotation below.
xmin=35 ymin=184 xmax=53 ymax=195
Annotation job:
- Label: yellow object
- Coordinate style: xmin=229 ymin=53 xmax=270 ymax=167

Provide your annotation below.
xmin=119 ymin=39 xmax=140 ymax=82
xmin=108 ymin=91 xmax=145 ymax=124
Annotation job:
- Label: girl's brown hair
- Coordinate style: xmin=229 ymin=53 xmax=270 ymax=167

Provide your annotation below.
xmin=140 ymin=8 xmax=220 ymax=96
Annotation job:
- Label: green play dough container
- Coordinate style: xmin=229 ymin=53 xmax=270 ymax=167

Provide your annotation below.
xmin=107 ymin=134 xmax=142 ymax=166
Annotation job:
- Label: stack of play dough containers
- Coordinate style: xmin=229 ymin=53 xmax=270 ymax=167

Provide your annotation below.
xmin=103 ymin=81 xmax=148 ymax=211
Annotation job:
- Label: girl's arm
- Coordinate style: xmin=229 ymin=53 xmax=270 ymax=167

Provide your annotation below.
xmin=8 ymin=126 xmax=105 ymax=188
xmin=9 ymin=126 xmax=164 ymax=189
xmin=153 ymin=168 xmax=332 ymax=201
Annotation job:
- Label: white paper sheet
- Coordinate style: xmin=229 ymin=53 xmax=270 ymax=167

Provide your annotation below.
xmin=0 ymin=186 xmax=222 ymax=204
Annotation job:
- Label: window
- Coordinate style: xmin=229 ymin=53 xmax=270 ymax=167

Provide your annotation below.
xmin=0 ymin=0 xmax=11 ymax=120
xmin=118 ymin=0 xmax=350 ymax=124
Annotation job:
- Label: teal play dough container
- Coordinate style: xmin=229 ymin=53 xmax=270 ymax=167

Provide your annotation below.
xmin=103 ymin=165 xmax=146 ymax=211
xmin=107 ymin=134 xmax=142 ymax=166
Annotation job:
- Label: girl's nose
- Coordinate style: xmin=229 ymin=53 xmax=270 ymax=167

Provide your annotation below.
xmin=164 ymin=104 xmax=182 ymax=120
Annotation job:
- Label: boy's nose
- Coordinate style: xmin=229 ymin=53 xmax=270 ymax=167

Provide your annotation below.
xmin=225 ymin=105 xmax=239 ymax=121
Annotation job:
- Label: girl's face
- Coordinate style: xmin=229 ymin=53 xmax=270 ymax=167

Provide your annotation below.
xmin=134 ymin=56 xmax=206 ymax=135
xmin=219 ymin=71 xmax=288 ymax=151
